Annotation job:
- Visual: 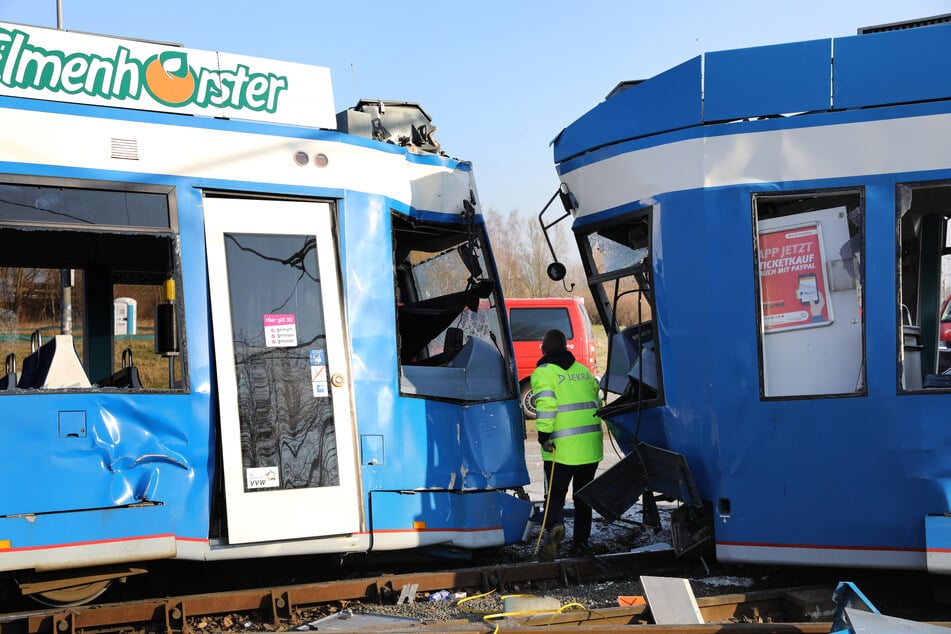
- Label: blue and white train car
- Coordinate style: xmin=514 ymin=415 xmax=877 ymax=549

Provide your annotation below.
xmin=0 ymin=23 xmax=530 ymax=604
xmin=551 ymin=18 xmax=951 ymax=572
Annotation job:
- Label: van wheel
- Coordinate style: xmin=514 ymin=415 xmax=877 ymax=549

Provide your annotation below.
xmin=520 ymin=382 xmax=537 ymax=420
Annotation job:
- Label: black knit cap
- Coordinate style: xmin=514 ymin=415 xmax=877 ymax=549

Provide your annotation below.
xmin=541 ymin=329 xmax=568 ymax=355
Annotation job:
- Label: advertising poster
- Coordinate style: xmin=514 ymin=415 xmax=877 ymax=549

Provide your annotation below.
xmin=758 ymin=223 xmax=832 ymax=332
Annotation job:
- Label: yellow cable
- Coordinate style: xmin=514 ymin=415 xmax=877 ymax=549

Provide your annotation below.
xmin=458 ymin=589 xmax=607 ymax=634
xmin=532 ymin=447 xmax=556 ymax=556
xmin=548 ymin=602 xmax=591 ymax=625
xmin=481 ymin=598 xmax=596 ymax=634
xmin=455 ymin=579 xmax=614 ymax=633
xmin=456 ymin=588 xmax=497 ymax=613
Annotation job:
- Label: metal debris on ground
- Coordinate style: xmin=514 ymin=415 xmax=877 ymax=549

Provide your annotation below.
xmin=296 ymin=609 xmax=421 ymax=631
xmin=641 ymin=575 xmax=704 ymax=624
xmin=396 ymin=583 xmax=418 ymax=605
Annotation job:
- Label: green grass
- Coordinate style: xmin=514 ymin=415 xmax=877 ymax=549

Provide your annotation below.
xmin=1 ymin=325 xmax=172 ymax=389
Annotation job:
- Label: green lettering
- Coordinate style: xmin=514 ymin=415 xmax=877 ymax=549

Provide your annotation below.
xmin=245 ymin=75 xmax=268 ymax=108
xmin=60 ymin=55 xmax=88 ymax=93
xmin=195 ymin=67 xmax=222 ymax=105
xmin=0 ymin=30 xmax=26 ymax=86
xmin=225 ymin=65 xmax=250 ymax=108
xmin=265 ymin=74 xmax=287 ymax=112
xmin=0 ymin=28 xmax=286 ymax=114
xmin=110 ymin=47 xmax=141 ymax=98
xmin=84 ymin=56 xmax=114 ymax=97
xmin=16 ymin=47 xmax=64 ymax=89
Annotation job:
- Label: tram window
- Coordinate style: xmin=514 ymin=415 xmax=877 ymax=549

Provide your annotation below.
xmin=0 ymin=179 xmax=184 ymax=393
xmin=753 ymin=190 xmax=865 ymax=398
xmin=0 ymin=182 xmax=170 ymax=229
xmin=578 ymin=208 xmax=663 ymax=414
xmin=393 ymin=213 xmax=512 ymax=401
xmin=897 ymin=182 xmax=951 ymax=391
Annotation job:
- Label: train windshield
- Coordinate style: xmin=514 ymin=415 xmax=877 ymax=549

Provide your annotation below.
xmin=394 ymin=214 xmax=513 ymax=402
xmin=578 ymin=209 xmax=662 ymax=413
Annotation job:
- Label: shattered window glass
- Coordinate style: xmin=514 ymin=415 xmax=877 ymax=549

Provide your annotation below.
xmin=578 ymin=209 xmax=662 ymax=412
xmin=393 ymin=214 xmax=512 ymax=402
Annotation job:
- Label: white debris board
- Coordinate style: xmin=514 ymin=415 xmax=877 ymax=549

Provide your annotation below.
xmin=641 ymin=576 xmax=704 ymax=624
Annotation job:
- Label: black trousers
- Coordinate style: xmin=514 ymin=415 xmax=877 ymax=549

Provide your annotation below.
xmin=543 ymin=460 xmax=599 ymax=546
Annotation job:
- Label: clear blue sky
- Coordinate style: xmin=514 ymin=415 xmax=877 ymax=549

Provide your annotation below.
xmin=2 ymin=1 xmax=949 ymax=217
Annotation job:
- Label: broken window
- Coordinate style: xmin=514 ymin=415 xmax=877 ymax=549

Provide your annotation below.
xmin=0 ymin=178 xmax=184 ymax=392
xmin=753 ymin=190 xmax=865 ymax=398
xmin=393 ymin=213 xmax=512 ymax=401
xmin=897 ymin=181 xmax=951 ymax=390
xmin=578 ymin=207 xmax=663 ymax=415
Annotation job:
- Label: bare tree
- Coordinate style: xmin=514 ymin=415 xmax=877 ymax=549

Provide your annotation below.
xmin=485 ymin=208 xmax=599 ymax=324
xmin=0 ymin=267 xmax=43 ymax=323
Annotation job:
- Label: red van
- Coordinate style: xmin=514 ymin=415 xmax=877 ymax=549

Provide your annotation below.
xmin=505 ymin=297 xmax=598 ymax=419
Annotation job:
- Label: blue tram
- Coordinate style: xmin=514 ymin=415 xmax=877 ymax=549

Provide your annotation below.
xmin=0 ymin=23 xmax=530 ymax=604
xmin=551 ymin=17 xmax=951 ymax=572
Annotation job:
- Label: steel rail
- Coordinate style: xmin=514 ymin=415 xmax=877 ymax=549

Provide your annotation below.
xmin=0 ymin=550 xmax=687 ymax=633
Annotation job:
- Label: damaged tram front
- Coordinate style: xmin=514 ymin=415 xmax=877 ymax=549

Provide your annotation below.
xmin=0 ymin=23 xmax=529 ymax=606
xmin=548 ymin=18 xmax=951 ymax=572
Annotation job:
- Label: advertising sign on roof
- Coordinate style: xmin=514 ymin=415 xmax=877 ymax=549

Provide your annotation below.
xmin=0 ymin=22 xmax=335 ymax=128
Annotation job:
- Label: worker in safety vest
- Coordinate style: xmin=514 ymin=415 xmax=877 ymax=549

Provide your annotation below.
xmin=531 ymin=329 xmax=602 ymax=559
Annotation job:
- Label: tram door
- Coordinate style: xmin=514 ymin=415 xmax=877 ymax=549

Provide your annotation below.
xmin=204 ymin=197 xmax=360 ymax=544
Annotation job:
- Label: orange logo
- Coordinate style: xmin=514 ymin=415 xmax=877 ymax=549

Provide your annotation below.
xmin=143 ymin=51 xmax=196 ymax=106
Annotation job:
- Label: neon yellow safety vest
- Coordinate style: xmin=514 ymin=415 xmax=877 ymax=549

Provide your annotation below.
xmin=531 ymin=361 xmax=603 ymax=465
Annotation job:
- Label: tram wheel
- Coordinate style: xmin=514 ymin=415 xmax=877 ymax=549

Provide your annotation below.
xmin=31 ymin=579 xmax=112 ymax=607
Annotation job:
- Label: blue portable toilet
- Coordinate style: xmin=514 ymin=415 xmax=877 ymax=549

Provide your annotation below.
xmin=114 ymin=297 xmax=137 ymax=336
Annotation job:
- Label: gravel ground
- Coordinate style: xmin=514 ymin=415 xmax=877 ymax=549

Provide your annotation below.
xmin=184 ymin=440 xmax=777 ymax=631
xmin=281 ymin=501 xmax=763 ymax=631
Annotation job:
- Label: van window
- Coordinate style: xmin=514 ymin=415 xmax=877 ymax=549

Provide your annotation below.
xmin=509 ymin=307 xmax=573 ymax=341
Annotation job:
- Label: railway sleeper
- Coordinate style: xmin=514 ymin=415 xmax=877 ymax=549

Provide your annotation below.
xmin=269 ymin=590 xmax=291 ymax=624
xmin=164 ymin=601 xmax=185 ymax=634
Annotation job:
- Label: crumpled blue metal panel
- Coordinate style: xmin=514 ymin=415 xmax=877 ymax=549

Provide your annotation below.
xmin=553 ymin=56 xmax=701 ymax=164
xmin=370 ymin=489 xmax=531 ymax=546
xmin=833 ymin=23 xmax=951 ymax=109
xmin=0 ymin=391 xmax=210 ymax=550
xmin=2 ymin=396 xmax=199 ymax=514
xmin=703 ymin=38 xmax=831 ymax=122
xmin=338 ymin=192 xmax=529 ymax=495
xmin=358 ymin=394 xmax=528 ymax=493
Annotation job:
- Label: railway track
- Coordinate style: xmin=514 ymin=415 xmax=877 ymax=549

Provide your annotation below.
xmin=0 ymin=549 xmax=857 ymax=634
xmin=1 ymin=549 xmax=947 ymax=633
xmin=0 ymin=550 xmax=711 ymax=633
